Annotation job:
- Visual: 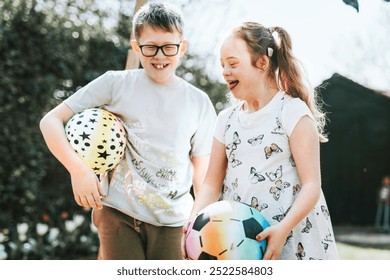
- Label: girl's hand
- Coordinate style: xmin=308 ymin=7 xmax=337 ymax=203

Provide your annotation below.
xmin=70 ymin=166 xmax=104 ymax=210
xmin=256 ymin=224 xmax=290 ymax=260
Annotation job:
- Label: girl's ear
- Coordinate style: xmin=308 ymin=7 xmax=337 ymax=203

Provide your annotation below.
xmin=179 ymin=39 xmax=188 ymax=57
xmin=130 ymin=40 xmax=140 ymax=54
xmin=255 ymin=55 xmax=270 ymax=71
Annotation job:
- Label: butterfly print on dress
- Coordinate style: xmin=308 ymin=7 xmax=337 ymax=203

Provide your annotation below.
xmin=247 ymin=134 xmax=264 ymax=146
xmin=271 ymin=117 xmax=284 ymax=135
xmin=301 ymin=217 xmax=312 ymax=233
xmin=266 ymin=165 xmax=283 ymax=182
xmin=284 ymin=231 xmax=293 ymax=245
xmin=226 ymin=131 xmax=241 ymax=152
xmin=292 ymin=184 xmax=301 ymax=196
xmin=223 ymin=184 xmax=229 ymax=194
xmin=223 ymin=178 xmax=238 ymax=195
xmin=321 ymin=205 xmax=330 ymax=220
xmin=228 ymin=153 xmax=242 ymax=168
xmin=226 ymin=132 xmax=242 ymax=168
xmin=249 ymin=167 xmax=266 ymax=184
xmin=321 ymin=230 xmax=334 ymax=253
xmin=272 ymin=206 xmax=291 ymax=222
xmin=289 ymin=155 xmax=296 ymax=167
xmin=264 ymin=143 xmax=283 ymax=159
xmin=269 ymin=179 xmax=290 ymax=201
xmin=295 ymin=242 xmax=306 ymax=260
xmin=250 ymin=197 xmax=268 ymax=212
xmin=223 ymin=106 xmax=239 ymax=136
xmin=233 ymin=193 xmax=241 ymax=202
xmin=231 ymin=178 xmax=238 ymax=189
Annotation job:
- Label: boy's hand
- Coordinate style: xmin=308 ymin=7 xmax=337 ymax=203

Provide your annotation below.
xmin=181 ymin=219 xmax=193 ymax=260
xmin=70 ymin=166 xmax=104 ymax=210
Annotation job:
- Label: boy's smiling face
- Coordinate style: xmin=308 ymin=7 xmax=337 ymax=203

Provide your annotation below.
xmin=131 ymin=26 xmax=187 ymax=85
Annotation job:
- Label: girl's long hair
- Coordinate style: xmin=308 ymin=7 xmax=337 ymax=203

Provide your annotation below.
xmin=233 ymin=22 xmax=328 ymax=142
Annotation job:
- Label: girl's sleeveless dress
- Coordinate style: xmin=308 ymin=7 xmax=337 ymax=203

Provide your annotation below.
xmin=216 ymin=91 xmax=339 ymax=260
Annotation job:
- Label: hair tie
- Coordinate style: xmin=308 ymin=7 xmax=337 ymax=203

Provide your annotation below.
xmin=267 ymin=47 xmax=274 ymax=57
xmin=271 ymin=31 xmax=281 ymax=49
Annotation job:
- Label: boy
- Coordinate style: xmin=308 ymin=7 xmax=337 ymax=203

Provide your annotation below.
xmin=40 ymin=3 xmax=216 ymax=260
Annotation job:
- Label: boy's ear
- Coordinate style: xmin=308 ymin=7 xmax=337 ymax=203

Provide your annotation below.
xmin=179 ymin=39 xmax=188 ymax=57
xmin=255 ymin=55 xmax=269 ymax=71
xmin=130 ymin=40 xmax=140 ymax=54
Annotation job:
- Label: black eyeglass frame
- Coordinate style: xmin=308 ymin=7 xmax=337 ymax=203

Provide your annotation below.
xmin=137 ymin=42 xmax=182 ymax=57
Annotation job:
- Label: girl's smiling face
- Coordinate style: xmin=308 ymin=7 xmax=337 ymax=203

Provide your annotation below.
xmin=220 ymin=35 xmax=262 ymax=100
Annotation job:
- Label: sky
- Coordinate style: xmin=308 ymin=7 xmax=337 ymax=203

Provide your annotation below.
xmin=157 ymin=0 xmax=390 ymax=92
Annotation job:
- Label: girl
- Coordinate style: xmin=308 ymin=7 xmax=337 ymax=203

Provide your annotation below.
xmin=185 ymin=22 xmax=338 ymax=260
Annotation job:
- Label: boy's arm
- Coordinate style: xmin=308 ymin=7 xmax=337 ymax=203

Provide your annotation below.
xmin=191 ymin=154 xmax=210 ymax=198
xmin=190 ymin=138 xmax=227 ymax=217
xmin=40 ymin=103 xmax=86 ymax=174
xmin=40 ymin=103 xmax=104 ymax=209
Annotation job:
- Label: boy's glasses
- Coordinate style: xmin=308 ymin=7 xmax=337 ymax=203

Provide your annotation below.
xmin=138 ymin=42 xmax=182 ymax=57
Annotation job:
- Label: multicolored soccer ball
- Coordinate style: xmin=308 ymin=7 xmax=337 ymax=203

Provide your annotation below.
xmin=65 ymin=108 xmax=126 ymax=174
xmin=185 ymin=200 xmax=270 ymax=260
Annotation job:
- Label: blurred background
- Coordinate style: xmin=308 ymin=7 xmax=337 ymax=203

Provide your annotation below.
xmin=0 ymin=0 xmax=389 ymax=260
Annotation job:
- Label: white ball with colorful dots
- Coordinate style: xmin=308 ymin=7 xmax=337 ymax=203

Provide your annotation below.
xmin=65 ymin=108 xmax=126 ymax=174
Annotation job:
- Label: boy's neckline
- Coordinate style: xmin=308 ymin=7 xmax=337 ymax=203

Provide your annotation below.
xmin=140 ymin=69 xmax=183 ymax=89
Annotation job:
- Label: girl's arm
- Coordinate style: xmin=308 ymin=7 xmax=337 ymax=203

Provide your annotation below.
xmin=258 ymin=115 xmax=321 ymax=260
xmin=40 ymin=103 xmax=104 ymax=209
xmin=182 ymin=138 xmax=227 ymax=258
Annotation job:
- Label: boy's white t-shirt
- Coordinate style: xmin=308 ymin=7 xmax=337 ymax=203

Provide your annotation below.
xmin=64 ymin=69 xmax=216 ymax=226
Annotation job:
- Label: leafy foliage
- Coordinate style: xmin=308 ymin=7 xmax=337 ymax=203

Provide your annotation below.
xmin=177 ymin=54 xmax=227 ymax=111
xmin=0 ymin=0 xmax=226 ymax=259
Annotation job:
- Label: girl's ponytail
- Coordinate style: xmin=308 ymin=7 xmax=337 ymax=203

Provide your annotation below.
xmin=270 ymin=26 xmax=328 ymax=142
xmin=233 ymin=22 xmax=327 ymax=142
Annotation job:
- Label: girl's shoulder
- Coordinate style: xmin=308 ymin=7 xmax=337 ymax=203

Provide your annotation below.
xmin=281 ymin=93 xmax=311 ymax=114
xmin=280 ymin=93 xmax=313 ymax=137
xmin=217 ymin=102 xmax=243 ymax=119
xmin=281 ymin=92 xmax=306 ymax=106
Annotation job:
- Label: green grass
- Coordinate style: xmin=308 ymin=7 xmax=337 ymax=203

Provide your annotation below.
xmin=337 ymin=242 xmax=390 ymax=260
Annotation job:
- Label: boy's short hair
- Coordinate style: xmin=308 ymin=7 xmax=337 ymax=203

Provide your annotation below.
xmin=132 ymin=3 xmax=184 ymax=40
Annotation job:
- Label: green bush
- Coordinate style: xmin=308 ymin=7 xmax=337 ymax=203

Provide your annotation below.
xmin=0 ymin=0 xmax=130 ymax=259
